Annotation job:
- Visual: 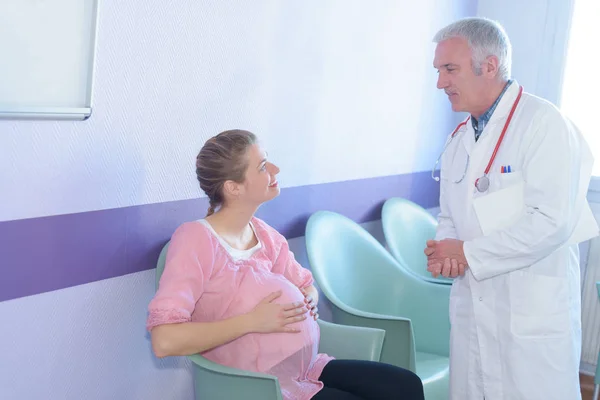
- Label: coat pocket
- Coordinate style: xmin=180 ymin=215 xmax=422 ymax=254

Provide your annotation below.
xmin=509 ymin=269 xmax=570 ymax=338
xmin=490 ymin=170 xmax=523 ymax=191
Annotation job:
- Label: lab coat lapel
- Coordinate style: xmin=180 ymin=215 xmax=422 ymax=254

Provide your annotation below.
xmin=467 ymin=81 xmax=522 ymax=187
xmin=467 ymin=126 xmax=496 ymax=188
xmin=462 ymin=122 xmax=475 ymax=154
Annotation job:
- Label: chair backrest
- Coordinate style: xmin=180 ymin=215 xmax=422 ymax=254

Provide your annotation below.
xmin=382 ymin=197 xmax=452 ymax=284
xmin=305 ymin=210 xmax=451 ymax=356
xmin=306 ymin=210 xmax=412 ymax=317
xmin=155 ymin=241 xmax=171 ymax=289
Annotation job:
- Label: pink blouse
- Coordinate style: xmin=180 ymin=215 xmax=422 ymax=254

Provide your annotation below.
xmin=146 ymin=217 xmax=334 ymax=399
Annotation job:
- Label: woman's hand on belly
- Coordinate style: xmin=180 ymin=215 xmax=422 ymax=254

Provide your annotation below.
xmin=245 ymin=290 xmax=309 ymax=334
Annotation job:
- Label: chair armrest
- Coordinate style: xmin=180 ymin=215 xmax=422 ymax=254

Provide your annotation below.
xmin=188 ymin=354 xmax=283 ymax=400
xmin=418 ymin=275 xmax=454 ymax=285
xmin=324 ymin=294 xmax=417 ymax=373
xmin=400 ymin=273 xmax=452 ymax=357
xmin=317 ymin=319 xmax=385 ymax=362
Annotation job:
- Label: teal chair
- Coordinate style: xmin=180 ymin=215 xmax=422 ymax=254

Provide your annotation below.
xmin=154 ymin=241 xmax=417 ymax=400
xmin=595 ymin=281 xmax=600 ymax=400
xmin=382 ymin=197 xmax=453 ymax=285
xmin=305 ymin=210 xmax=451 ymax=400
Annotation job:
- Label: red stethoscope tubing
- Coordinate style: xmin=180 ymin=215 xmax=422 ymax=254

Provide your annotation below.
xmin=482 ymin=85 xmax=523 ymax=176
xmin=450 ymin=85 xmax=524 ymax=188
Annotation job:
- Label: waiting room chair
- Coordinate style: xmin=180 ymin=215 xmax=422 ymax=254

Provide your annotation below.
xmin=382 ymin=197 xmax=453 ymax=285
xmin=305 ymin=210 xmax=451 ymax=400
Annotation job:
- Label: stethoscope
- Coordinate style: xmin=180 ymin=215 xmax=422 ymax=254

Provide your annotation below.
xmin=431 ymin=85 xmax=524 ymax=193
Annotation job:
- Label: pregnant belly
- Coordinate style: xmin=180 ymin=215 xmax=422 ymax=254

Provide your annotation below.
xmin=222 ymin=272 xmax=320 ymax=373
xmin=255 ymin=277 xmax=319 ymax=377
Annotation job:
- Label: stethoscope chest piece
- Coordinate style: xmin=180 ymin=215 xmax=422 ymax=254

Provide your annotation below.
xmin=475 ymin=175 xmax=490 ymax=192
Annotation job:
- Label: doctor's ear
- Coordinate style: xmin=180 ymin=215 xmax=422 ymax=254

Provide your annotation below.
xmin=482 ymin=55 xmax=500 ymax=79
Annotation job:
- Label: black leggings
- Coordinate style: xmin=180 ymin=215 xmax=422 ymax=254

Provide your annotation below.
xmin=311 ymin=359 xmax=424 ymax=400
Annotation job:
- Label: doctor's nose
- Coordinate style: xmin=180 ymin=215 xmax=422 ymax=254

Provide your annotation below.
xmin=437 ymin=74 xmax=448 ymax=90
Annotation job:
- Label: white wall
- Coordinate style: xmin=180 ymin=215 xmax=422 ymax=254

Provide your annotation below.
xmin=476 ymin=0 xmax=575 ymax=106
xmin=0 ymin=0 xmax=473 ymax=223
xmin=0 ymin=1 xmax=475 ymax=399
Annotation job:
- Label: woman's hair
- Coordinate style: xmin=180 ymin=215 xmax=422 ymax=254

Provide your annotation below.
xmin=195 ymin=129 xmax=257 ymax=216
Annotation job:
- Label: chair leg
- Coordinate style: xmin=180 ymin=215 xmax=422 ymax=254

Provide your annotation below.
xmin=593 ymin=384 xmax=599 ymax=400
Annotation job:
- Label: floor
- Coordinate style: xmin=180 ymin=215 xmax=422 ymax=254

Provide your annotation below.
xmin=581 ymin=373 xmax=596 ymax=400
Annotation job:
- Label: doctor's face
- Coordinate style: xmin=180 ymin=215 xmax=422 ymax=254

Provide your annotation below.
xmin=434 ymin=37 xmax=488 ymax=115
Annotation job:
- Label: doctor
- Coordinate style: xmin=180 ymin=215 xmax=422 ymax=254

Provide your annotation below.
xmin=425 ymin=17 xmax=596 ymax=400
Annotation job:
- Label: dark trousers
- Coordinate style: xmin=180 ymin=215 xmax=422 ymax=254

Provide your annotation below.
xmin=311 ymin=359 xmax=425 ymax=400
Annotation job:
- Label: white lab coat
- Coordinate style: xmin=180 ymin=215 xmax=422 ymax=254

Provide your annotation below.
xmin=436 ymin=81 xmax=594 ymax=400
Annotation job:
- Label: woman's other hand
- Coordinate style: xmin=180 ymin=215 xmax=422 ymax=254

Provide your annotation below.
xmin=301 ymin=286 xmax=319 ymax=321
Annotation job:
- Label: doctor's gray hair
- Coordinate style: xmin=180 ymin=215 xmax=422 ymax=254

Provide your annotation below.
xmin=433 ymin=17 xmax=512 ymax=81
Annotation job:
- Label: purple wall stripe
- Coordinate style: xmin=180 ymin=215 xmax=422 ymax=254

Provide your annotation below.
xmin=0 ymin=171 xmax=439 ymax=302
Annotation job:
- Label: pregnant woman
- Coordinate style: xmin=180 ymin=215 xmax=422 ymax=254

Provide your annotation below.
xmin=147 ymin=129 xmax=424 ymax=400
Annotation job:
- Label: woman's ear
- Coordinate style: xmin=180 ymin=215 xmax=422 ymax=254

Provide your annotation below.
xmin=223 ymin=180 xmax=241 ymax=198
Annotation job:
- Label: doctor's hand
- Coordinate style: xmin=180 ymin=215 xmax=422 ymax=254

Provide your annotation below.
xmin=427 ymin=257 xmax=467 ymax=278
xmin=425 ymin=239 xmax=468 ymax=278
